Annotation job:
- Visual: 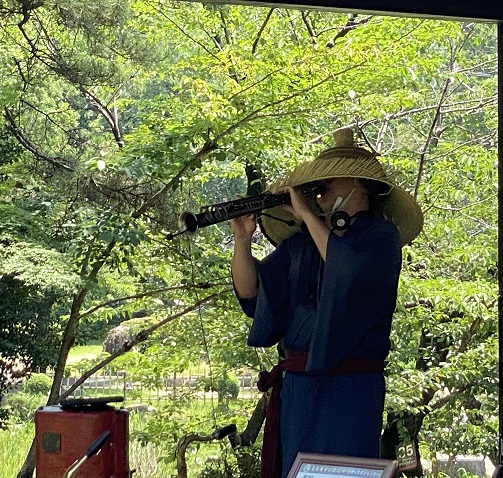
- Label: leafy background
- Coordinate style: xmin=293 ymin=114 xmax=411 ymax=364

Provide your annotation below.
xmin=0 ymin=1 xmax=498 ymax=476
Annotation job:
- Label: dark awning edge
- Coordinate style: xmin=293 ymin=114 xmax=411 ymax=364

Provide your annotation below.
xmin=203 ymin=0 xmax=503 ymax=22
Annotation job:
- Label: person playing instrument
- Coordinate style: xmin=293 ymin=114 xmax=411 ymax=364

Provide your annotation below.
xmin=230 ymin=126 xmax=423 ymax=478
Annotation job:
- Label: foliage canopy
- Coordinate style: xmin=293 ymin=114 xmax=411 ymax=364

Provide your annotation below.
xmin=0 ymin=0 xmax=499 ymax=474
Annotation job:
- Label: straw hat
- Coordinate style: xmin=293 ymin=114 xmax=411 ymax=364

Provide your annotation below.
xmin=258 ymin=127 xmax=423 ymax=247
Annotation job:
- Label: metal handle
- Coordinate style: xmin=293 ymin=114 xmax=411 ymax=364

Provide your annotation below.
xmin=62 ymin=430 xmax=112 ymax=478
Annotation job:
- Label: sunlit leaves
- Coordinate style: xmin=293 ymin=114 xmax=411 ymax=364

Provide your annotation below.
xmin=0 ymin=0 xmax=499 ymax=463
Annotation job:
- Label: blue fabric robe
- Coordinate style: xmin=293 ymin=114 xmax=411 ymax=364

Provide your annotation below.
xmin=237 ymin=214 xmax=402 ymax=477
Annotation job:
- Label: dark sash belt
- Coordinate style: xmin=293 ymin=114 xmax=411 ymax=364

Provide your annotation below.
xmin=257 ymin=355 xmax=385 ymax=478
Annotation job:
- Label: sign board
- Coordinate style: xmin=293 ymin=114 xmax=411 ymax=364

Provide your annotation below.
xmin=287 ymin=453 xmax=398 ymax=478
xmin=395 ymin=442 xmax=419 ymax=472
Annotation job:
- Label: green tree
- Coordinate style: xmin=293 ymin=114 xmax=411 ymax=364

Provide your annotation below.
xmin=0 ymin=2 xmax=498 ymax=476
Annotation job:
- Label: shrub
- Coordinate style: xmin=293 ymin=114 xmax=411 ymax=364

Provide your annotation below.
xmin=3 ymin=392 xmax=45 ymax=422
xmin=198 ymin=447 xmax=261 ymax=478
xmin=23 ymin=373 xmax=52 ymax=395
xmin=216 ymin=373 xmax=240 ymax=401
xmin=199 ymin=371 xmax=240 ymax=402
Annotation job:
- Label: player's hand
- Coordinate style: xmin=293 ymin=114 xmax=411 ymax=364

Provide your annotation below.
xmin=278 ymin=185 xmax=312 ymax=221
xmin=230 ymin=214 xmax=256 ymax=239
xmin=230 ymin=196 xmax=257 ymax=239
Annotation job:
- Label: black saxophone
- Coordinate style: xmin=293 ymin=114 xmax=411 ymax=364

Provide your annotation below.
xmin=167 ymin=181 xmax=324 ymax=239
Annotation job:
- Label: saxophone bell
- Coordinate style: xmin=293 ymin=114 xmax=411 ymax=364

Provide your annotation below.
xmin=165 ymin=211 xmax=197 ymax=240
xmin=178 ymin=211 xmax=199 ymax=235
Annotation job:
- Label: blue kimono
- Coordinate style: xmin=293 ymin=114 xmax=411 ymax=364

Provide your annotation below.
xmin=237 ymin=214 xmax=402 ymax=477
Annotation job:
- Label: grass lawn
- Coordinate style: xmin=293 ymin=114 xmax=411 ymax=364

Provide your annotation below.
xmin=67 ymin=340 xmax=104 ymax=364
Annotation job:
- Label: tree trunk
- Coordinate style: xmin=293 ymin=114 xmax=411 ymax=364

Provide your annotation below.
xmin=229 ymin=392 xmax=268 ymax=448
xmin=228 ymin=392 xmax=267 ymax=478
xmin=16 ymin=441 xmax=36 ymax=478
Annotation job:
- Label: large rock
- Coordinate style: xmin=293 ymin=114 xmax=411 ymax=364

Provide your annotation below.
xmin=102 ymin=325 xmax=132 ymax=355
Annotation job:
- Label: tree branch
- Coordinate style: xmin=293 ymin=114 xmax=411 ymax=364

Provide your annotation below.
xmin=252 ymin=8 xmax=276 ymax=55
xmin=413 ymin=77 xmax=451 ymax=200
xmin=214 ymin=62 xmax=366 ymax=145
xmin=78 ymin=281 xmax=232 ymax=319
xmin=145 ymin=0 xmax=222 ymax=63
xmin=428 ymin=382 xmax=484 ymax=412
xmin=4 ymin=106 xmax=75 ymax=172
xmin=56 ymin=290 xmax=230 ymax=402
xmin=301 ymin=11 xmax=316 ymax=45
xmin=131 ymin=139 xmax=218 ymax=217
xmin=17 ymin=13 xmax=125 ymax=149
xmin=78 ymin=88 xmax=124 ymax=147
xmin=325 ymin=14 xmax=372 ymax=48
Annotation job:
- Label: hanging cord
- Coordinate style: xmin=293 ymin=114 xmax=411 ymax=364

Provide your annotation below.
xmin=184 ymin=236 xmax=218 ymax=428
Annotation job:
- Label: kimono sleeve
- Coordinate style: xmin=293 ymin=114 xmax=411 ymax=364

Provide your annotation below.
xmin=306 ymin=220 xmax=402 ymax=372
xmin=246 ymin=240 xmax=292 ymax=348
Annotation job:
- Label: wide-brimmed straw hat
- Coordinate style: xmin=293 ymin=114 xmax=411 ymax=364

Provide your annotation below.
xmin=258 ymin=127 xmax=423 ymax=247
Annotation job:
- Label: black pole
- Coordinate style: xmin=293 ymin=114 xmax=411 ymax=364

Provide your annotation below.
xmin=498 ymin=20 xmax=503 ymax=476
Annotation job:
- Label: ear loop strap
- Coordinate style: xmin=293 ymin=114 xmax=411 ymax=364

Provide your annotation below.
xmin=328 ymin=178 xmax=360 ymax=216
xmin=328 ymin=186 xmax=358 ymax=231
